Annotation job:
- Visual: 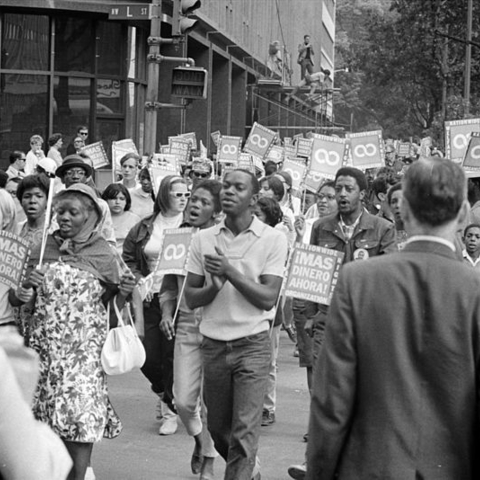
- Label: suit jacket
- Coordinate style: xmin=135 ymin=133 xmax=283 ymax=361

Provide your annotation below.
xmin=306 ymin=240 xmax=480 ymax=480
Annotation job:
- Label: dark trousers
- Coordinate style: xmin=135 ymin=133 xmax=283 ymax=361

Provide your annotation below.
xmin=300 ymin=59 xmax=314 ymax=79
xmin=201 ymin=331 xmax=270 ymax=480
xmin=141 ymin=294 xmax=175 ymax=407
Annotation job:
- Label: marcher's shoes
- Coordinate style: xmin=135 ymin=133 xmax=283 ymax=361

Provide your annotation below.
xmin=158 ymin=401 xmax=178 ymax=435
xmin=287 ymin=463 xmax=306 ymax=480
xmin=284 ymin=325 xmax=297 ymax=343
xmin=85 ymin=467 xmax=96 ymax=480
xmin=261 ymin=409 xmax=276 ymax=426
xmin=191 ymin=448 xmax=204 ymax=474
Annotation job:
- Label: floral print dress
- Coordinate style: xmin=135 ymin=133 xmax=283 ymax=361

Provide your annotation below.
xmin=29 ymin=261 xmax=122 ymax=442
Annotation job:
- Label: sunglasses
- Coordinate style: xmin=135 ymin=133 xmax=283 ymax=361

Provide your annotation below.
xmin=79 ymin=132 xmax=88 ymax=136
xmin=193 ymin=172 xmax=209 ymax=178
xmin=171 ymin=192 xmax=191 ymax=198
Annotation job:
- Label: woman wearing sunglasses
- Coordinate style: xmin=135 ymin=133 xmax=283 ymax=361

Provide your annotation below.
xmin=123 ymin=175 xmax=189 ymax=436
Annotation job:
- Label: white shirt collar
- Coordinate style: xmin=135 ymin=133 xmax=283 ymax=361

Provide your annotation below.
xmin=405 ymin=235 xmax=455 ymax=252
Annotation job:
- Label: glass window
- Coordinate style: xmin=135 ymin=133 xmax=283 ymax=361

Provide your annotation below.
xmin=97 ymin=21 xmax=124 ymax=76
xmin=97 ymin=79 xmax=124 ymax=114
xmin=96 ymin=119 xmax=124 ymax=162
xmin=54 ymin=17 xmax=94 ymax=73
xmin=1 ymin=14 xmax=49 ymax=71
xmin=0 ymin=74 xmax=48 ymax=168
xmin=53 ymin=76 xmax=91 ymax=144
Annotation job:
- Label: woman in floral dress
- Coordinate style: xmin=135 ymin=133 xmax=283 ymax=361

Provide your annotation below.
xmin=23 ymin=183 xmax=136 ymax=480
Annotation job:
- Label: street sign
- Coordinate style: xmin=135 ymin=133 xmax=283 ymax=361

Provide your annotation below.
xmin=109 ymin=4 xmax=152 ymax=20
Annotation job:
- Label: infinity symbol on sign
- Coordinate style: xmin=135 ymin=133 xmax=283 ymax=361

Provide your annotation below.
xmin=314 ymin=148 xmax=341 ymax=166
xmin=471 ymin=145 xmax=480 ymax=160
xmin=221 ymin=145 xmax=238 ymax=155
xmin=284 ymin=168 xmax=301 ymax=182
xmin=353 ymin=144 xmax=377 ymax=158
xmin=453 ymin=133 xmax=470 ymax=150
xmin=250 ymin=134 xmax=269 ymax=149
xmin=164 ymin=244 xmax=186 ymax=261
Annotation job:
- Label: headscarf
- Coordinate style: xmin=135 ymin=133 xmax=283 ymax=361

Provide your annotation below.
xmin=0 ymin=189 xmax=17 ymax=232
xmin=28 ymin=185 xmax=120 ymax=285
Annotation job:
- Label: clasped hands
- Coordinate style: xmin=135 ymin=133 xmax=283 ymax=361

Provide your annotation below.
xmin=204 ymin=246 xmax=229 ymax=291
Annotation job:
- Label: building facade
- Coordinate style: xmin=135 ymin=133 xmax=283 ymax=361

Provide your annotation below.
xmin=0 ymin=0 xmax=335 ymax=168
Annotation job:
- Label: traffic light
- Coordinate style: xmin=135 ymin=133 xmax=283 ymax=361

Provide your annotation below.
xmin=172 ymin=0 xmax=201 ymax=37
xmin=171 ymin=66 xmax=208 ymax=99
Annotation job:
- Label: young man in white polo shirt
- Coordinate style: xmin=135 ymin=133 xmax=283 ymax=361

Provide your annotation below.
xmin=185 ymin=169 xmax=288 ymax=480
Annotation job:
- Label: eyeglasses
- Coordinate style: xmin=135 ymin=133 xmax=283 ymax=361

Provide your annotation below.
xmin=171 ymin=192 xmax=191 ymax=198
xmin=79 ymin=131 xmax=88 ymax=136
xmin=193 ymin=172 xmax=209 ymax=178
xmin=64 ymin=169 xmax=86 ymax=177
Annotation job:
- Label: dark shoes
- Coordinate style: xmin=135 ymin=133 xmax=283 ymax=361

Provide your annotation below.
xmin=261 ymin=409 xmax=276 ymax=426
xmin=288 ymin=463 xmax=306 ymax=480
xmin=284 ymin=325 xmax=297 ymax=343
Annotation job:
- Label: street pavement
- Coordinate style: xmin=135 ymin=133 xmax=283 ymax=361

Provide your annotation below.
xmin=93 ymin=333 xmax=310 ymax=480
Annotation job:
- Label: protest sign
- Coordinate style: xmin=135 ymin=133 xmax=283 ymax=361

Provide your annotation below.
xmin=445 ymin=118 xmax=480 ymax=163
xmin=462 ymin=132 xmax=480 ymax=178
xmin=238 ymin=152 xmax=255 ymax=173
xmin=347 ymin=130 xmax=385 ymax=169
xmin=244 ymin=122 xmax=277 ymax=159
xmin=82 ymin=142 xmax=109 ymax=169
xmin=179 ymin=132 xmax=198 ymax=151
xmin=149 ymin=165 xmax=178 ymax=195
xmin=153 ymin=228 xmax=193 ymax=276
xmin=284 ymin=143 xmax=297 ymax=160
xmin=284 ymin=137 xmax=292 ymax=146
xmin=112 ymin=139 xmax=138 ymax=179
xmin=284 ymin=243 xmax=344 ymax=305
xmin=210 ymin=130 xmax=221 ymax=148
xmin=296 ymin=138 xmax=313 ymax=158
xmin=282 ymin=159 xmax=307 ymax=194
xmin=251 ymin=154 xmax=265 ymax=174
xmin=151 ymin=153 xmax=179 ymax=173
xmin=217 ymin=136 xmax=242 ymax=163
xmin=309 ymin=134 xmax=348 ymax=179
xmin=160 ymin=145 xmax=170 ymax=154
xmin=266 ymin=145 xmax=284 ymax=164
xmin=396 ymin=142 xmax=411 ymax=158
xmin=168 ymin=137 xmax=191 ymax=165
xmin=0 ymin=231 xmax=30 ymax=290
xmin=304 ymin=169 xmax=325 ymax=193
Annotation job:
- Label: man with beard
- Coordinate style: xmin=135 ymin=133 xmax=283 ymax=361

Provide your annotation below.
xmin=288 ymin=167 xmax=396 ymax=480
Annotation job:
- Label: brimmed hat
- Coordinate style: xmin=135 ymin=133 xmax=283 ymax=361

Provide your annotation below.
xmin=56 ymin=155 xmax=92 ymax=178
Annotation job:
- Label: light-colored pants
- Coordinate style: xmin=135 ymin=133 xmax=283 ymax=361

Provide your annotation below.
xmin=173 ymin=311 xmax=217 ymax=457
xmin=263 ymin=325 xmax=280 ymax=413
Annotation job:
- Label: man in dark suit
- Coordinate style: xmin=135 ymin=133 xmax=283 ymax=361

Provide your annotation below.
xmin=306 ymin=157 xmax=480 ymax=479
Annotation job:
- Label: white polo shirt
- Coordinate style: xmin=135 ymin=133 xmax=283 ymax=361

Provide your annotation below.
xmin=187 ymin=215 xmax=288 ymax=341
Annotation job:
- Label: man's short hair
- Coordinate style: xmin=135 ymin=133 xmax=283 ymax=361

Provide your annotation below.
xmin=335 ymin=167 xmax=368 ymax=191
xmin=9 ymin=151 xmax=25 ymax=165
xmin=403 ymin=157 xmax=465 ymax=226
xmin=225 ymin=169 xmax=260 ymax=195
xmin=323 ymin=69 xmax=331 ymax=77
xmin=387 ymin=182 xmax=402 ymax=205
xmin=372 ymin=177 xmax=388 ymax=197
xmin=304 ymin=35 xmax=310 ymax=41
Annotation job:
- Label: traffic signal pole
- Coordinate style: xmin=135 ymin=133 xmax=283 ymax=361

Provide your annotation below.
xmin=144 ymin=0 xmax=162 ymax=156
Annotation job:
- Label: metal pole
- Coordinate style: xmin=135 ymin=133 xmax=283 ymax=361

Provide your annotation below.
xmin=464 ymin=0 xmax=473 ymax=115
xmin=144 ymin=0 xmax=162 ymax=156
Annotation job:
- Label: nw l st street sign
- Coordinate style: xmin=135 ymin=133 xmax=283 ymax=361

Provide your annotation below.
xmin=109 ymin=4 xmax=153 ymax=20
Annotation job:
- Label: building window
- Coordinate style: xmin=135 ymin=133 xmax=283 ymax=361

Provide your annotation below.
xmin=54 ymin=17 xmax=94 ymax=74
xmin=1 ymin=14 xmax=49 ymax=71
xmin=97 ymin=21 xmax=124 ymax=76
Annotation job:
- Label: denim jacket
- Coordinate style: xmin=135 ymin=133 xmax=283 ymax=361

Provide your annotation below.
xmin=310 ymin=211 xmax=397 ymax=263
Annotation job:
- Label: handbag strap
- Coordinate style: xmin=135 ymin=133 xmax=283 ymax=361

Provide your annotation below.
xmin=112 ymin=296 xmax=126 ymax=328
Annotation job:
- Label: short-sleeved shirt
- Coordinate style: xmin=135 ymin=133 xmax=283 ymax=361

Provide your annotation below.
xmin=187 ymin=215 xmax=288 ymax=341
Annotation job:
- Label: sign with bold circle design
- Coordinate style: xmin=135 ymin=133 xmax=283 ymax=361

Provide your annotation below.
xmin=346 ymin=130 xmax=385 ymax=170
xmin=445 ymin=119 xmax=480 ymax=164
xmin=462 ymin=132 xmax=480 ymax=178
xmin=244 ymin=122 xmax=277 ymax=159
xmin=282 ymin=159 xmax=307 ymax=194
xmin=309 ymin=134 xmax=349 ymax=179
xmin=154 ymin=228 xmax=194 ymax=276
xmin=217 ymin=136 xmax=242 ymax=163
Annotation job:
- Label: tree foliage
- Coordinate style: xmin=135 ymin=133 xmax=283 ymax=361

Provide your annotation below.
xmin=334 ymin=0 xmax=480 ymax=143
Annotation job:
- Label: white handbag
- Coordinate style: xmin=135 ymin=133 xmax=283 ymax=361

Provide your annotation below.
xmin=101 ymin=297 xmax=146 ymax=375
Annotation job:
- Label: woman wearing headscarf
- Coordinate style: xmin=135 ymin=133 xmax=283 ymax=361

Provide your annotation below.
xmin=20 ymin=183 xmax=136 ymax=480
xmin=123 ymin=174 xmax=189 ymax=436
